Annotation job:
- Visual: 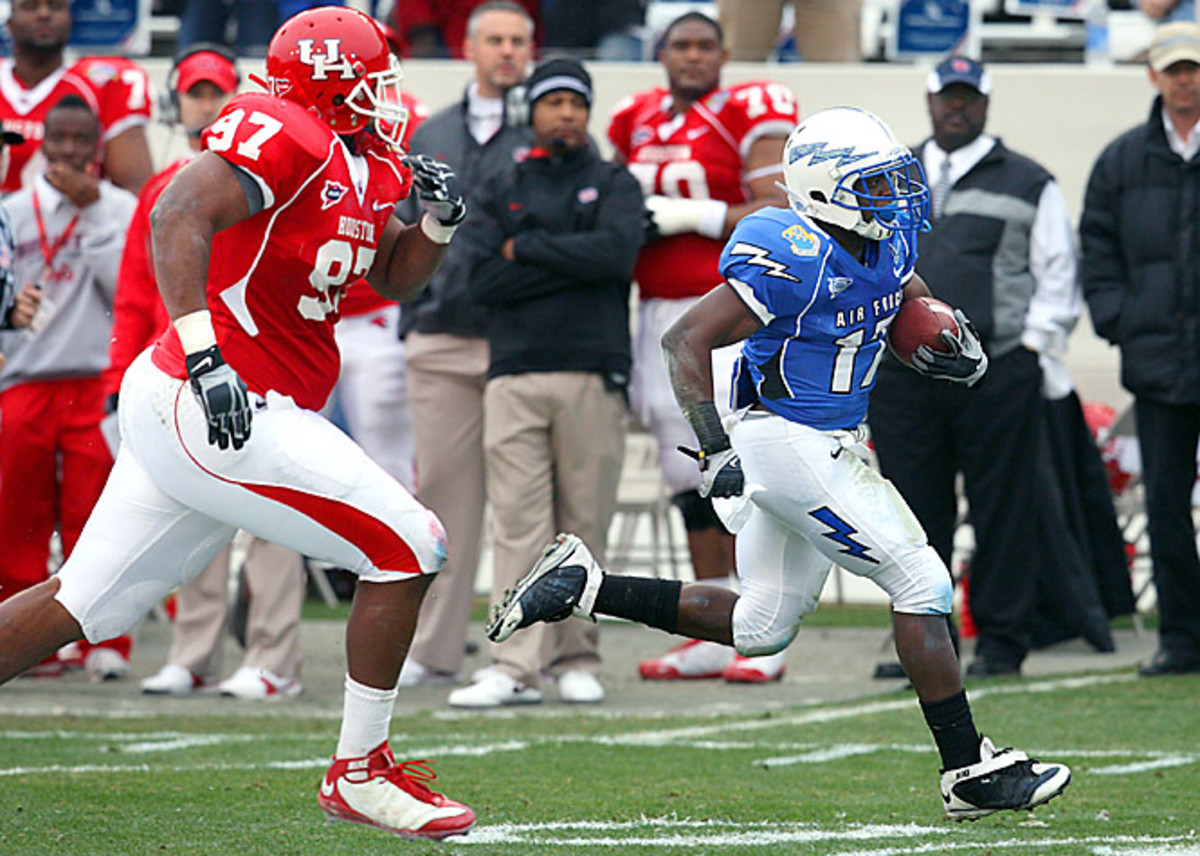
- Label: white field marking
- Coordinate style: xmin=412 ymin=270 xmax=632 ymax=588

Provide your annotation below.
xmin=829 ymin=838 xmax=1200 ymax=856
xmin=759 ymin=743 xmax=883 ymax=768
xmin=123 ymin=735 xmax=255 ymax=753
xmin=457 ymin=819 xmax=949 ymax=847
xmin=1093 ymin=845 xmax=1200 ymax=855
xmin=1089 ymin=755 xmax=1200 ymax=775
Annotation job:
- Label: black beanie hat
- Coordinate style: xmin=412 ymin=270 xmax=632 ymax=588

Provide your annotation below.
xmin=525 ymin=57 xmax=593 ymax=109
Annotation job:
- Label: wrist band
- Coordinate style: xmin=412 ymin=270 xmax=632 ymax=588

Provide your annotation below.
xmin=681 ymin=400 xmax=731 ymax=453
xmin=697 ymin=200 xmax=729 ymax=240
xmin=174 ymin=309 xmax=217 ymax=354
xmin=420 ymin=212 xmax=457 ymax=245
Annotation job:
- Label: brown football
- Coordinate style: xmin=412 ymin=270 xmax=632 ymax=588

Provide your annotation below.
xmin=888 ymin=296 xmax=959 ymax=367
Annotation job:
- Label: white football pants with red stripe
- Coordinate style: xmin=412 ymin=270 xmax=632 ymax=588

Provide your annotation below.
xmin=54 ymin=351 xmax=445 ymax=644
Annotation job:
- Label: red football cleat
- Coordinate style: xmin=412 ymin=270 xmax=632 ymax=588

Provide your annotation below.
xmin=318 ymin=742 xmax=475 ymax=840
xmin=721 ymin=651 xmax=787 ymax=683
xmin=637 ymin=639 xmax=734 ymax=680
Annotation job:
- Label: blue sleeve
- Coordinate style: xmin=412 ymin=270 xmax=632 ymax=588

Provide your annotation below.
xmin=720 ymin=214 xmax=821 ymax=324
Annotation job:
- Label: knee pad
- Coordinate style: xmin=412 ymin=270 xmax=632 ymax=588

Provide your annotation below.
xmin=730 ymin=588 xmax=814 ymax=657
xmin=672 ymin=489 xmax=726 ymax=532
xmin=888 ymin=546 xmax=954 ymax=616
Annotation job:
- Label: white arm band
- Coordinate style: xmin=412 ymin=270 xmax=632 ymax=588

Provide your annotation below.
xmin=174 ymin=309 xmax=217 ymax=354
xmin=646 ymin=195 xmax=729 ymax=240
xmin=419 ymin=212 xmax=457 ymax=245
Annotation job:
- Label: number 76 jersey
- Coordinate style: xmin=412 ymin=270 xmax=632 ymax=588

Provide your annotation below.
xmin=151 ymin=93 xmax=413 ymax=411
xmin=722 ymin=207 xmax=916 ymax=431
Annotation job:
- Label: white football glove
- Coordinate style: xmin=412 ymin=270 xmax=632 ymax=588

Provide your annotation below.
xmin=911 ymin=309 xmax=989 ymax=386
xmin=678 ymin=444 xmax=745 ymax=499
xmin=645 ymin=195 xmax=728 ymax=240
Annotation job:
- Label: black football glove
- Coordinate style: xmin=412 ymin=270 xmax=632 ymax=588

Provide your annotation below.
xmin=910 ymin=309 xmax=989 ymax=387
xmin=185 ymin=345 xmax=252 ymax=451
xmin=404 ymin=154 xmax=467 ymax=227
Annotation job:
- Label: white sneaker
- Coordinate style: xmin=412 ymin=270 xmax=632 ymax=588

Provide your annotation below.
xmin=447 ymin=669 xmax=542 ymax=708
xmin=722 ymin=650 xmax=788 ymax=683
xmin=638 ymin=639 xmax=735 ymax=680
xmin=941 ymin=736 xmax=1072 ymax=820
xmin=141 ymin=664 xmax=205 ymax=696
xmin=557 ymin=669 xmax=604 ymax=704
xmin=218 ymin=666 xmax=302 ymax=700
xmin=84 ymin=647 xmax=130 ymax=682
xmin=397 ymin=659 xmax=458 ymax=688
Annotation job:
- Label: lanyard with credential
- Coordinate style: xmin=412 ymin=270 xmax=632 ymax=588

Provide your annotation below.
xmin=32 ymin=189 xmax=81 ymax=287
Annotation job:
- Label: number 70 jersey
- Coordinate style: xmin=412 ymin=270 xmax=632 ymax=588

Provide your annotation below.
xmin=151 ymin=93 xmax=412 ymax=411
xmin=722 ymin=207 xmax=916 ymax=431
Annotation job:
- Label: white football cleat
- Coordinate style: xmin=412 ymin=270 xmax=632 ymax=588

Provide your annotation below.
xmin=486 ymin=533 xmax=603 ymax=643
xmin=941 ymin=736 xmax=1072 ymax=820
xmin=141 ymin=664 xmax=206 ymax=696
xmin=396 ymin=659 xmax=458 ymax=688
xmin=557 ymin=669 xmax=604 ymax=704
xmin=84 ymin=647 xmax=130 ymax=682
xmin=318 ymin=742 xmax=475 ymax=840
xmin=638 ymin=640 xmax=735 ymax=680
xmin=218 ymin=666 xmax=302 ymax=701
xmin=722 ymin=650 xmax=787 ymax=683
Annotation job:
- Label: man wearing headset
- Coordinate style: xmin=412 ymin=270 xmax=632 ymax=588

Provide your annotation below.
xmin=99 ymin=45 xmax=309 ymax=699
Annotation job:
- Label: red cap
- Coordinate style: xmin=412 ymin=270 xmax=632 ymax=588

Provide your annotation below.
xmin=176 ymin=50 xmax=238 ymax=95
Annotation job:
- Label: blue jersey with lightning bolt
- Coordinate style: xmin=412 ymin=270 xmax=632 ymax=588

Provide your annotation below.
xmin=720 ymin=206 xmax=916 ymax=430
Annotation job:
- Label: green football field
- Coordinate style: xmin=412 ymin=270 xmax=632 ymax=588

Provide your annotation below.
xmin=0 ymin=669 xmax=1196 ymax=855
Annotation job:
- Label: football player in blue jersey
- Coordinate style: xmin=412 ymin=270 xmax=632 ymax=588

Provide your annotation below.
xmin=486 ymin=106 xmax=1072 ymax=820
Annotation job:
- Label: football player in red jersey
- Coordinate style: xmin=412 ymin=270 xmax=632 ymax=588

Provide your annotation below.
xmin=0 ymin=7 xmax=475 ymax=841
xmin=0 ymin=0 xmax=153 ymax=193
xmin=608 ymin=11 xmax=799 ymax=684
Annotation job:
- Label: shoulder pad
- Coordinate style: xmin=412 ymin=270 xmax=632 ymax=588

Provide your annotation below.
xmin=221 ymin=93 xmax=335 ymax=161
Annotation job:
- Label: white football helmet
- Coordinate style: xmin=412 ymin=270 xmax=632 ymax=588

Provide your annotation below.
xmin=781 ymin=106 xmax=928 ymax=241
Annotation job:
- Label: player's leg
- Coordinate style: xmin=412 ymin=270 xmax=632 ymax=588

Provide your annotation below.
xmin=731 ymin=415 xmax=1070 ymax=819
xmin=402 ymin=333 xmax=489 ymax=684
xmin=631 ymin=299 xmax=743 ymax=679
xmin=133 ymin=354 xmax=473 ymax=839
xmin=220 ymin=536 xmax=305 ymax=700
xmin=58 ymin=378 xmax=132 ymax=680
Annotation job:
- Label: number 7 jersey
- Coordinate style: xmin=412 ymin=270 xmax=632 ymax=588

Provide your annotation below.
xmin=151 ymin=92 xmax=413 ymax=411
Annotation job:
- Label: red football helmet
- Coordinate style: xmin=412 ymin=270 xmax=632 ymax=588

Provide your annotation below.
xmin=265 ymin=6 xmax=408 ymax=146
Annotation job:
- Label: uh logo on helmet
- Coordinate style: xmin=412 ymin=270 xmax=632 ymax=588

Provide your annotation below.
xmin=264 ymin=6 xmax=409 ymax=147
xmin=781 ymin=106 xmax=929 ymax=241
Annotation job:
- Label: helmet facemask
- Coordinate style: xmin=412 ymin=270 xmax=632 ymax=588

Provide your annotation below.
xmin=346 ymin=54 xmax=409 ymax=149
xmin=781 ymin=106 xmax=930 ymax=241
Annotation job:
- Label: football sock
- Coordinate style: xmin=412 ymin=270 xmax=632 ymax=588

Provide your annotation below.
xmin=336 ymin=674 xmax=399 ymax=758
xmin=920 ymin=689 xmax=982 ymax=770
xmin=594 ymin=576 xmax=682 ymax=634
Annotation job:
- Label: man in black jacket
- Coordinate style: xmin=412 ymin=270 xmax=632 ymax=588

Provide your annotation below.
xmin=1081 ymin=21 xmax=1200 ymax=677
xmin=449 ymin=58 xmax=644 ymax=707
xmin=870 ymin=57 xmax=1116 ymax=679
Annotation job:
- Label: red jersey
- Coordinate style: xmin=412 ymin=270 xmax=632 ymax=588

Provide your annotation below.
xmin=338 ymin=89 xmax=428 ymax=319
xmin=103 ymin=156 xmax=191 ymax=399
xmin=0 ymin=56 xmax=151 ymax=192
xmin=151 ymin=93 xmax=414 ymax=411
xmin=607 ymin=80 xmax=798 ymax=300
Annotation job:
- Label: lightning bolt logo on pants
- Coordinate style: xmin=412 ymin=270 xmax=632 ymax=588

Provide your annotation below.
xmin=809 ymin=506 xmax=878 ymax=564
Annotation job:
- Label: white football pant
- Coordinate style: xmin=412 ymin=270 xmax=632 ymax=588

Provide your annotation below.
xmin=729 ymin=412 xmax=952 ymax=657
xmin=54 ymin=351 xmax=445 ymax=643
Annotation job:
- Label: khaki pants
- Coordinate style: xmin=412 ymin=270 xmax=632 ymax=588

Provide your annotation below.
xmin=404 ymin=332 xmax=491 ymax=675
xmin=717 ymin=0 xmax=862 ymax=62
xmin=168 ymin=536 xmax=304 ymax=681
xmin=484 ymin=372 xmax=626 ymax=687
